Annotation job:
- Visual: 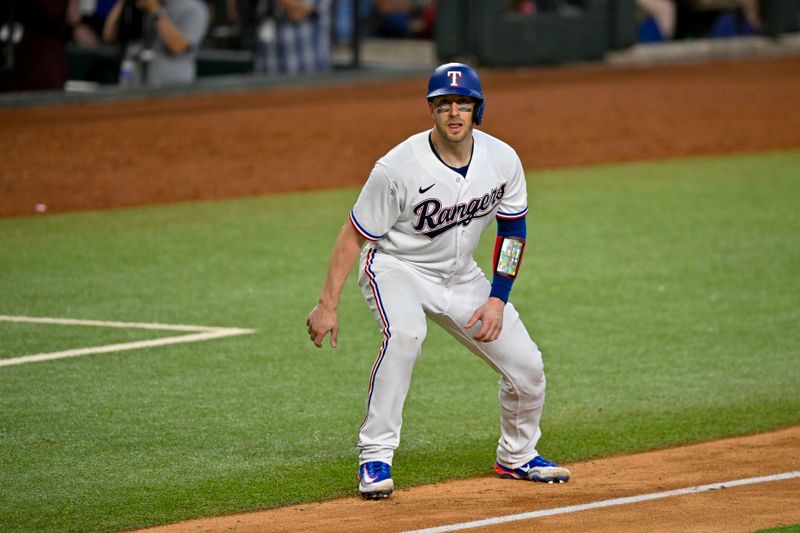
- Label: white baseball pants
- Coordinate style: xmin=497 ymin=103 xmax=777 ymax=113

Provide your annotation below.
xmin=356 ymin=247 xmax=546 ymax=469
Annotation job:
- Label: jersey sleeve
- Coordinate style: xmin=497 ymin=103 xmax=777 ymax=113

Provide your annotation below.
xmin=496 ymin=155 xmax=528 ymax=220
xmin=350 ymin=164 xmax=401 ymax=241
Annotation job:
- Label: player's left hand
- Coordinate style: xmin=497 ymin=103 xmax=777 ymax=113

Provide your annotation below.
xmin=465 ymin=297 xmax=505 ymax=342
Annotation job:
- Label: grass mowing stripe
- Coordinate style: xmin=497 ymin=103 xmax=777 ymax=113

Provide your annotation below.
xmin=0 ymin=150 xmax=798 ymax=532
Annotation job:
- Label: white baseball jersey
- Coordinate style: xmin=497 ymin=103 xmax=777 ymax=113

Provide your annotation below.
xmin=349 ymin=129 xmax=528 ymax=276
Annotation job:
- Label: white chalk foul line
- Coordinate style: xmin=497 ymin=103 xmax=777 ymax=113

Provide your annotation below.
xmin=0 ymin=315 xmax=255 ymax=367
xmin=0 ymin=315 xmax=219 ymax=331
xmin=405 ymin=470 xmax=800 ymax=533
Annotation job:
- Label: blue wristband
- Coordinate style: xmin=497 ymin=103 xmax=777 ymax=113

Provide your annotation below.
xmin=490 ymin=275 xmax=514 ymax=303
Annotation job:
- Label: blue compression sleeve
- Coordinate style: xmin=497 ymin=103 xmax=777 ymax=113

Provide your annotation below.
xmin=490 ymin=216 xmax=527 ymax=303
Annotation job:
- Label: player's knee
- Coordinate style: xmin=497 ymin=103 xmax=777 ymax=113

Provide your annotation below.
xmin=389 ymin=322 xmax=427 ymax=355
xmin=522 ymin=368 xmax=546 ymax=398
xmin=502 ymin=351 xmax=545 ymax=398
xmin=522 ymin=354 xmax=546 ymax=396
xmin=502 ymin=372 xmax=545 ymax=399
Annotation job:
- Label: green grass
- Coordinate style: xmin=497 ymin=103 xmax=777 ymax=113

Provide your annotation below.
xmin=1 ymin=150 xmax=799 ymax=531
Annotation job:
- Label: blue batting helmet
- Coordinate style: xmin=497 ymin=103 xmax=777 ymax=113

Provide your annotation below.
xmin=426 ymin=62 xmax=485 ymax=125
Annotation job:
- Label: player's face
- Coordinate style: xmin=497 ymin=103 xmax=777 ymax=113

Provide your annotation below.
xmin=429 ymin=95 xmax=476 ymax=144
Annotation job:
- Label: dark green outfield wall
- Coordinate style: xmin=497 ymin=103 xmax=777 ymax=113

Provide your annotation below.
xmin=435 ymin=0 xmax=799 ymax=67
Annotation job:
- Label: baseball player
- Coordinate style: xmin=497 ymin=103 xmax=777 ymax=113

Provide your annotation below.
xmin=306 ymin=63 xmax=571 ymax=499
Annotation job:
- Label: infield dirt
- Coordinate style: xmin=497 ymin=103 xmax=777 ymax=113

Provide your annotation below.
xmin=2 ymin=56 xmax=799 ymax=532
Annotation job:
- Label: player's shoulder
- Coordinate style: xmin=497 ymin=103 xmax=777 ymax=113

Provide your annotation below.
xmin=370 ymin=131 xmax=428 ymax=188
xmin=380 ymin=131 xmax=429 ymax=161
xmin=375 ymin=131 xmax=430 ymax=175
xmin=474 ymin=129 xmax=522 ymax=169
xmin=474 ymin=129 xmax=517 ymax=155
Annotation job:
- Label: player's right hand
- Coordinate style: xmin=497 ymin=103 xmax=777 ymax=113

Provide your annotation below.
xmin=306 ymin=304 xmax=339 ymax=348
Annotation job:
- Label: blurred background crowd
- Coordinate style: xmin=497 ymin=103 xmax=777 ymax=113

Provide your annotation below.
xmin=512 ymin=0 xmax=763 ymax=40
xmin=0 ymin=0 xmax=787 ymax=92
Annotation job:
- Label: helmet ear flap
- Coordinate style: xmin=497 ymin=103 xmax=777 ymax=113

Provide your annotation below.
xmin=474 ymin=101 xmax=484 ymax=125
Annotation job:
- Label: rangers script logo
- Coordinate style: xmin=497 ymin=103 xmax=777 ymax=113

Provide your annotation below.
xmin=412 ymin=184 xmax=505 ymax=239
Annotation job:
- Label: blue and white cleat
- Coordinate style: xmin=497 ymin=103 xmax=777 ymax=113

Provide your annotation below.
xmin=495 ymin=455 xmax=571 ymax=483
xmin=358 ymin=461 xmax=394 ymax=499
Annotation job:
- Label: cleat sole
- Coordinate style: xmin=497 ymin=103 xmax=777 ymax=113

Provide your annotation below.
xmin=532 ymin=475 xmax=570 ymax=483
xmin=360 ymin=490 xmax=393 ymax=500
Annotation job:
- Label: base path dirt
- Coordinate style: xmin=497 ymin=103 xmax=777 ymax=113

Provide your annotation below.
xmin=1 ymin=56 xmax=800 ymax=218
xmin=140 ymin=426 xmax=800 ymax=532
